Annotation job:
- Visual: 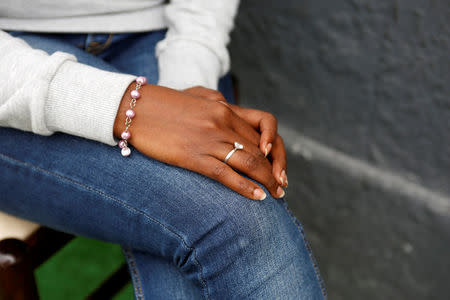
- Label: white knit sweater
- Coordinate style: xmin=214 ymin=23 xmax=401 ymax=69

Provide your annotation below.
xmin=0 ymin=0 xmax=239 ymax=146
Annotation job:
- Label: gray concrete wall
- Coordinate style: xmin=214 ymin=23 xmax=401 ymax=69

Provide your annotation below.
xmin=229 ymin=0 xmax=450 ymax=299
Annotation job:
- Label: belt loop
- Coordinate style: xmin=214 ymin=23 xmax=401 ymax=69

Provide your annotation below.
xmin=86 ymin=33 xmax=114 ymax=56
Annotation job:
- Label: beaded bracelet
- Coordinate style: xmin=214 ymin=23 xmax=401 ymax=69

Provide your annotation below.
xmin=118 ymin=76 xmax=147 ymax=157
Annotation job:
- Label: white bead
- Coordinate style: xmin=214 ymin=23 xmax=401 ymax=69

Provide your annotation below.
xmin=121 ymin=147 xmax=131 ymax=157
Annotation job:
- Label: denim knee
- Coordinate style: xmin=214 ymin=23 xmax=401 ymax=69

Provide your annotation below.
xmin=181 ymin=189 xmax=298 ymax=268
xmin=169 ymin=185 xmax=326 ymax=298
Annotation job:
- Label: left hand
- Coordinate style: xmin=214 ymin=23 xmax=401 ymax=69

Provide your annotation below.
xmin=183 ymin=86 xmax=288 ymax=188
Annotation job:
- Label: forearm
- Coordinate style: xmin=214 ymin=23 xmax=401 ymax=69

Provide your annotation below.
xmin=0 ymin=30 xmax=74 ymax=135
xmin=0 ymin=30 xmax=136 ymax=146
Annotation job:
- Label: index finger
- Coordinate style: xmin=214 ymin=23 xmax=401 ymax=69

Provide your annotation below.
xmin=230 ymin=105 xmax=278 ymax=156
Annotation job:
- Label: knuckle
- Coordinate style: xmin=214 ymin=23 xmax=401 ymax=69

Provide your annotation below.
xmin=268 ymin=177 xmax=279 ymax=190
xmin=243 ymin=154 xmax=259 ymax=171
xmin=209 ymin=90 xmax=225 ymax=101
xmin=213 ymin=102 xmax=233 ymax=119
xmin=262 ymin=111 xmax=277 ymax=123
xmin=211 ymin=164 xmax=228 ymax=179
xmin=254 ymin=150 xmax=265 ymax=160
xmin=262 ymin=176 xmax=278 ymax=192
xmin=237 ymin=179 xmax=251 ymax=193
xmin=201 ymin=118 xmax=220 ymax=130
xmin=269 ymin=113 xmax=277 ymax=123
xmin=276 ymin=134 xmax=284 ymax=144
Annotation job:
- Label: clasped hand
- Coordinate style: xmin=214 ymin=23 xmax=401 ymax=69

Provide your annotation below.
xmin=114 ymin=84 xmax=288 ymax=201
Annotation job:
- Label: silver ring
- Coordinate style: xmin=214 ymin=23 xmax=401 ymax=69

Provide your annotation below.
xmin=224 ymin=142 xmax=244 ymax=164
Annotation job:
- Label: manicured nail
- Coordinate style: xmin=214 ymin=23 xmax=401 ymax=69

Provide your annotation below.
xmin=264 ymin=143 xmax=272 ymax=157
xmin=281 ymin=170 xmax=288 ymax=187
xmin=253 ymin=188 xmax=267 ymax=200
xmin=276 ymin=186 xmax=285 ymax=198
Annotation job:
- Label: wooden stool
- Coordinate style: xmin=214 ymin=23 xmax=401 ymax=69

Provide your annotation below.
xmin=0 ymin=211 xmax=130 ymax=300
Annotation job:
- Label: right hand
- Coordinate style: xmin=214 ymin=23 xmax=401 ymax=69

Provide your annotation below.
xmin=114 ymin=83 xmax=285 ymax=201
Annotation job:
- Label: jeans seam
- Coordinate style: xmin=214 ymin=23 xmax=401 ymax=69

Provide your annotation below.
xmin=123 ymin=248 xmax=145 ymax=300
xmin=0 ymin=152 xmax=211 ymax=300
xmin=279 ymin=199 xmax=328 ymax=299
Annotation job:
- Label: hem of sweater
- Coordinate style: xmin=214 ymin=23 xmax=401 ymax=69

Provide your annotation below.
xmin=0 ymin=6 xmax=167 ymax=33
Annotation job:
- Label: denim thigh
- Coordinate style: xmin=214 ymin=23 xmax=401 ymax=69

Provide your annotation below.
xmin=0 ymin=126 xmax=325 ymax=299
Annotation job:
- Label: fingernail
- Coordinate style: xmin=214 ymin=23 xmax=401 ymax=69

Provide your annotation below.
xmin=253 ymin=188 xmax=267 ymax=200
xmin=276 ymin=186 xmax=285 ymax=198
xmin=264 ymin=143 xmax=272 ymax=157
xmin=281 ymin=170 xmax=288 ymax=187
xmin=279 ymin=175 xmax=285 ymax=186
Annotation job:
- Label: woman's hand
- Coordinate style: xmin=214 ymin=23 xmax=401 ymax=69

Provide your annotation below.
xmin=183 ymin=86 xmax=288 ymax=188
xmin=114 ymin=83 xmax=285 ymax=200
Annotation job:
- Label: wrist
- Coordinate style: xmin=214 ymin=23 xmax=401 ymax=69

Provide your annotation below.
xmin=114 ymin=76 xmax=148 ymax=156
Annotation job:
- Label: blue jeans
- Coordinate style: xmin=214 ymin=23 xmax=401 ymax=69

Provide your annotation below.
xmin=0 ymin=30 xmax=326 ymax=299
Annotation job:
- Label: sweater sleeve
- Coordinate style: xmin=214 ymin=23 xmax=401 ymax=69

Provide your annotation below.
xmin=0 ymin=30 xmax=136 ymax=146
xmin=156 ymin=0 xmax=240 ymax=90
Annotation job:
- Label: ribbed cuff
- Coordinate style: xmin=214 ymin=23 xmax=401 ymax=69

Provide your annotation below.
xmin=156 ymin=39 xmax=222 ymax=90
xmin=46 ymin=60 xmax=136 ymax=146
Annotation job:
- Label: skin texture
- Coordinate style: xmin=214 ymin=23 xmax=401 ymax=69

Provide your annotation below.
xmin=114 ymin=83 xmax=288 ymax=201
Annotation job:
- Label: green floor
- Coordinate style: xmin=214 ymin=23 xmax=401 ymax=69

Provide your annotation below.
xmin=35 ymin=237 xmax=134 ymax=300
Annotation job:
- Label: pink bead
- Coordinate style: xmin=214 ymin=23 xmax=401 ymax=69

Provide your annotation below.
xmin=126 ymin=109 xmax=135 ymax=118
xmin=136 ymin=76 xmax=147 ymax=85
xmin=121 ymin=131 xmax=131 ymax=140
xmin=118 ymin=140 xmax=127 ymax=149
xmin=121 ymin=147 xmax=131 ymax=157
xmin=131 ymin=90 xmax=140 ymax=99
